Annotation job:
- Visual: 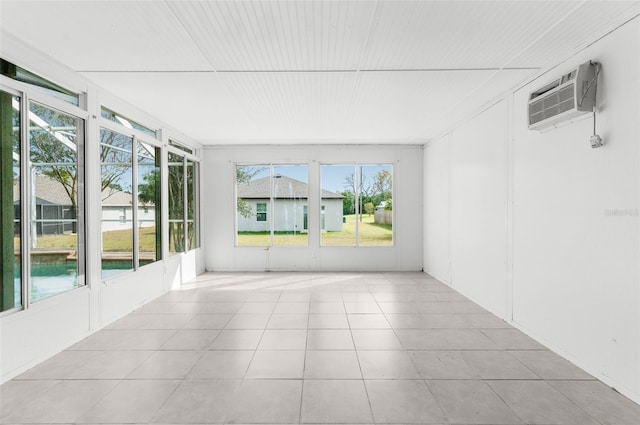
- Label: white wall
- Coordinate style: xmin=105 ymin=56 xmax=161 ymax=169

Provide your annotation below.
xmin=0 ymin=33 xmax=205 ymax=384
xmin=451 ymin=100 xmax=509 ymax=318
xmin=203 ymin=144 xmax=423 ymax=272
xmin=423 ymin=134 xmax=450 ymax=283
xmin=511 ymin=19 xmax=639 ymax=401
xmin=423 ymin=17 xmax=640 ymax=403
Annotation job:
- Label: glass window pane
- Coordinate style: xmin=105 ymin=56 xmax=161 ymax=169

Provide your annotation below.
xmin=321 ymin=165 xmax=355 ymax=246
xmin=137 ymin=142 xmax=161 ymax=265
xmin=236 ymin=165 xmax=270 ymax=246
xmin=1 ymin=90 xmax=21 ymax=311
xmin=358 ymin=164 xmax=393 ymax=246
xmin=169 ymin=139 xmax=193 ymax=155
xmin=100 ymin=107 xmax=156 ymax=137
xmin=1 ymin=59 xmax=79 ymax=106
xmin=29 ymin=102 xmax=84 ymax=301
xmin=100 ymin=128 xmax=133 ymax=277
xmin=168 ymin=152 xmax=185 ymax=253
xmin=186 ymin=159 xmax=197 ymax=250
xmin=273 ymin=165 xmax=308 ymax=246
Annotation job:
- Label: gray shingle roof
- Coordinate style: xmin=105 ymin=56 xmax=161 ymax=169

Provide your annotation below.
xmin=101 ymin=188 xmax=133 ymax=206
xmin=13 ymin=174 xmax=134 ymax=206
xmin=13 ymin=174 xmax=75 ymax=205
xmin=237 ymin=175 xmax=343 ymax=199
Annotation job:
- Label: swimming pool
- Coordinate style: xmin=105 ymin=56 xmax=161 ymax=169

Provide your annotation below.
xmin=13 ymin=260 xmax=140 ymax=303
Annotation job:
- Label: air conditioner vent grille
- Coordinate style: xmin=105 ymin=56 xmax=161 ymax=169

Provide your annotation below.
xmin=528 ymin=61 xmax=596 ymax=130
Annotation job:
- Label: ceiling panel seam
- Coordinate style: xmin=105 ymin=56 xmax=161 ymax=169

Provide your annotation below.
xmin=348 ymin=0 xmax=380 ymax=125
xmin=162 ymin=0 xmax=217 ymax=72
xmin=500 ymin=0 xmax=586 ymax=69
xmin=421 ymin=0 xmax=584 ymax=134
xmin=78 ymin=67 xmax=539 ymax=73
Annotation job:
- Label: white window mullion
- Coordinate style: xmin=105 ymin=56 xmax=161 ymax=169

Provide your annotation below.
xmin=183 ymin=155 xmax=188 ymax=252
xmin=21 ymin=94 xmax=31 ymax=309
xmin=269 ymin=164 xmax=274 ymax=247
xmin=355 ymin=164 xmax=361 ymax=247
xmin=132 ymin=136 xmax=139 ymax=268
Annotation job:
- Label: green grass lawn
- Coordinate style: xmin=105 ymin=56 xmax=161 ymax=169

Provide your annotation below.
xmin=238 ymin=214 xmax=392 ymax=246
xmin=16 ymin=226 xmax=158 ymax=252
xmin=17 ymin=215 xmax=392 ymax=252
xmin=104 ymin=226 xmax=158 ymax=252
xmin=237 ymin=232 xmax=309 ymax=247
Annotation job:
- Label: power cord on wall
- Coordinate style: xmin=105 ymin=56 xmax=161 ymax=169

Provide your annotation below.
xmin=588 ymin=61 xmax=604 ymax=148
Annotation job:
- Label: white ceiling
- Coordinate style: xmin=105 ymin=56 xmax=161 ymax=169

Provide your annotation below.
xmin=1 ymin=0 xmax=638 ymax=145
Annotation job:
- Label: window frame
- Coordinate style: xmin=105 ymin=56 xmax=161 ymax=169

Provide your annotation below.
xmin=1 ymin=59 xmax=80 ymax=106
xmin=100 ymin=106 xmax=156 ymax=138
xmin=320 ymin=162 xmax=394 ymax=248
xmin=27 ymin=100 xmax=87 ymax=302
xmin=0 ymin=86 xmax=23 ymax=316
xmin=0 ymin=77 xmax=89 ymax=313
xmin=167 ymin=142 xmax=200 ymax=254
xmin=98 ymin=117 xmax=163 ymax=276
xmin=256 ymin=202 xmax=268 ymax=222
xmin=235 ymin=163 xmax=310 ymax=248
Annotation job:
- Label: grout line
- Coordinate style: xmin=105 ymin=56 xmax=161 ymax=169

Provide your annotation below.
xmin=344 ymin=282 xmax=374 ymax=422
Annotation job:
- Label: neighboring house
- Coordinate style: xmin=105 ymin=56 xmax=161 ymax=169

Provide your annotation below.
xmin=13 ymin=174 xmax=155 ymax=235
xmin=237 ymin=175 xmax=343 ymax=232
xmin=101 ymin=187 xmax=155 ymax=232
xmin=14 ymin=174 xmax=74 ymax=236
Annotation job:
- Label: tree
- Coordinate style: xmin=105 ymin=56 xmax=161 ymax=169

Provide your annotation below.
xmin=236 ymin=166 xmax=267 ymax=219
xmin=29 ymin=105 xmax=83 ymax=232
xmin=344 ymin=172 xmax=373 ymax=200
xmin=344 ymin=172 xmax=373 ymax=222
xmin=364 ymin=202 xmax=375 ymax=216
xmin=137 ymin=169 xmax=159 ymax=206
xmin=167 ymin=154 xmax=185 ymax=252
xmin=137 ymin=165 xmax=161 ymax=259
xmin=28 ymin=108 xmax=135 ymax=234
xmin=371 ymin=169 xmax=392 ymax=208
xmin=340 ymin=190 xmax=355 ymax=215
xmin=373 ymin=169 xmax=392 ymax=198
xmin=100 ymin=129 xmax=133 ymax=201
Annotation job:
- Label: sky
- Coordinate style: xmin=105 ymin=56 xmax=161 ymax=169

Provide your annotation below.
xmin=239 ymin=163 xmax=392 ymax=194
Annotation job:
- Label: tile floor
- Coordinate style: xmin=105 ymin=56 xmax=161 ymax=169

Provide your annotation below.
xmin=2 ymin=272 xmax=640 ymax=424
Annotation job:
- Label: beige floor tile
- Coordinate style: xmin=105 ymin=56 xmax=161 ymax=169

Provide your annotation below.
xmin=358 ymin=350 xmax=421 ymax=379
xmin=307 ymin=329 xmax=354 ymax=349
xmin=152 ymin=379 xmax=240 ymax=423
xmin=245 ymin=350 xmax=305 ymax=378
xmin=187 ymin=350 xmax=253 ymax=378
xmin=209 ymin=329 xmax=264 ymax=350
xmin=5 ymin=380 xmax=119 ymax=423
xmin=304 ymin=350 xmax=362 ymax=379
xmin=301 ymin=380 xmax=373 ymax=423
xmin=489 ymin=380 xmax=600 ymax=425
xmin=428 ymin=380 xmax=522 ymax=424
xmin=227 ymin=379 xmax=302 ymax=423
xmin=366 ymin=380 xmax=446 ymax=423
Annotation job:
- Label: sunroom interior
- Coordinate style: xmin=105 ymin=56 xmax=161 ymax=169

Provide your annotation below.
xmin=1 ymin=0 xmax=640 ymax=416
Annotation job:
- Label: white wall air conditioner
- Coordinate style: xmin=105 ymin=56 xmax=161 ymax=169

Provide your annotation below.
xmin=528 ymin=61 xmax=597 ymax=130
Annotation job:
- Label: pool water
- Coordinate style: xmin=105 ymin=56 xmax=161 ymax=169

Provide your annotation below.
xmin=13 ymin=260 xmax=139 ymax=303
xmin=13 ymin=263 xmax=78 ymax=303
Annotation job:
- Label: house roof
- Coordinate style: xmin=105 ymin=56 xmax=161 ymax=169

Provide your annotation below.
xmin=13 ymin=174 xmax=136 ymax=206
xmin=238 ymin=175 xmax=343 ymax=200
xmin=101 ymin=188 xmax=134 ymax=206
xmin=13 ymin=174 xmax=75 ymax=206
